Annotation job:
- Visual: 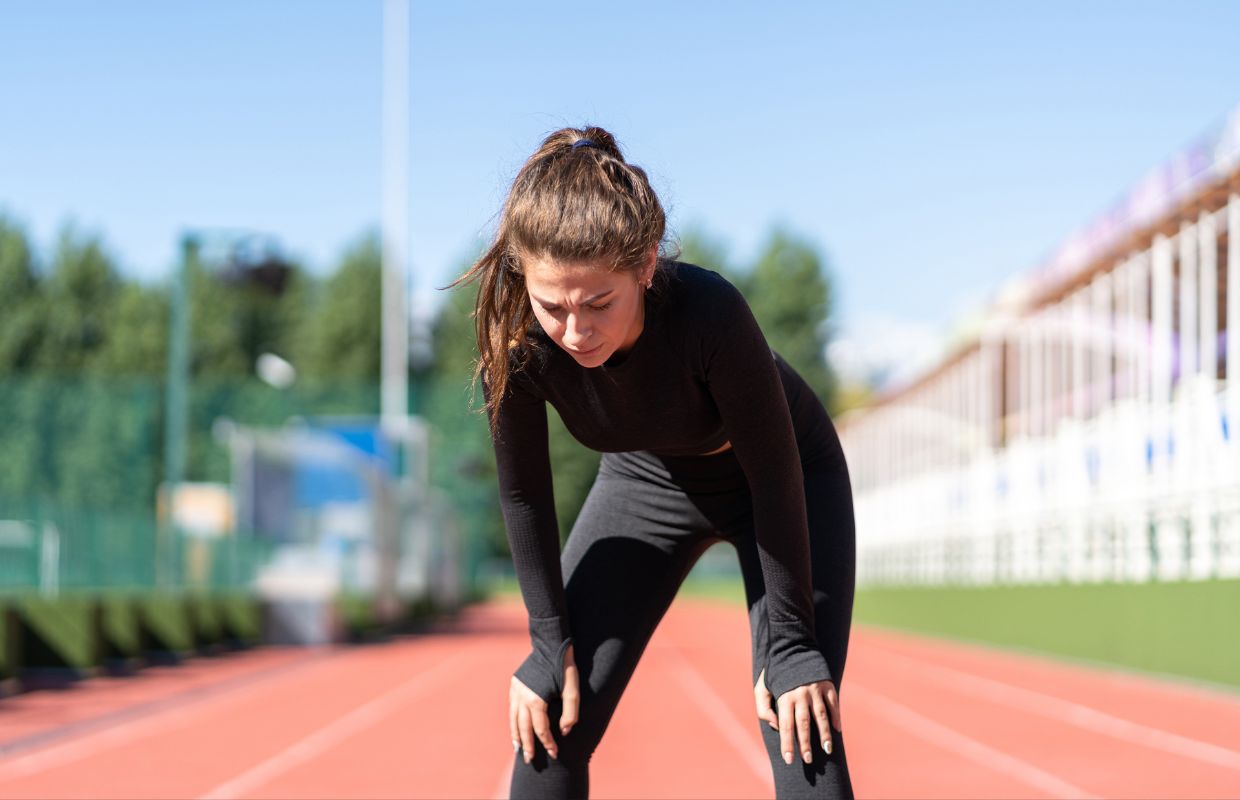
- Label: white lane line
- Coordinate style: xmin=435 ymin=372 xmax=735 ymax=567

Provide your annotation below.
xmin=861 ymin=625 xmax=1240 ymax=707
xmin=666 ymin=645 xmax=774 ymax=790
xmin=848 ymin=684 xmax=1098 ymax=800
xmin=0 ymin=652 xmax=335 ymax=783
xmin=0 ymin=649 xmax=324 ymax=754
xmin=870 ymin=646 xmax=1240 ymax=772
xmin=198 ymin=651 xmax=470 ymax=800
xmin=198 ymin=649 xmax=468 ymax=798
xmin=0 ymin=652 xmax=327 ymax=758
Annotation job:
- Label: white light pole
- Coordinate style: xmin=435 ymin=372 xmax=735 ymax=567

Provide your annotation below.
xmin=382 ymin=0 xmax=411 ymax=439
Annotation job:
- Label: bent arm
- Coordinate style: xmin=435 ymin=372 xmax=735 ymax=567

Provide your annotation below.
xmin=487 ymin=373 xmax=573 ymax=703
xmin=700 ymin=280 xmax=832 ymax=699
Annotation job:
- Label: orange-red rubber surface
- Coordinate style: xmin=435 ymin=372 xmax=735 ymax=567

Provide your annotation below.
xmin=1 ymin=596 xmax=1237 ymax=799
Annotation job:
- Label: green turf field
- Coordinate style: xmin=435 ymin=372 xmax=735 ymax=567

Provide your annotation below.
xmin=847 ymin=579 xmax=1240 ymax=690
xmin=486 ymin=575 xmax=1240 ymax=689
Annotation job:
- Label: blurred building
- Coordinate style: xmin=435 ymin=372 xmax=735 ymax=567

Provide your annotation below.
xmin=218 ymin=416 xmax=462 ymax=643
xmin=840 ymin=104 xmax=1240 ymax=587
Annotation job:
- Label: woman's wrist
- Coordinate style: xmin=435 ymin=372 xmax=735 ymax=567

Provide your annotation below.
xmin=514 ymin=633 xmax=574 ymax=704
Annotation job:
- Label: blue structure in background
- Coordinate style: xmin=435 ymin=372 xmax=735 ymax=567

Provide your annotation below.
xmin=291 ymin=419 xmax=399 ymax=511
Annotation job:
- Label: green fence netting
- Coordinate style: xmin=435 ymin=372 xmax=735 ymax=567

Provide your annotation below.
xmin=0 ymin=374 xmax=486 ymax=595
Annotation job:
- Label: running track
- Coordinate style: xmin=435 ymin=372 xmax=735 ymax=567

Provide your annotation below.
xmin=0 ymin=596 xmax=1237 ymax=799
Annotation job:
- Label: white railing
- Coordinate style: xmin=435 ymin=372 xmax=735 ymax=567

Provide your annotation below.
xmin=853 ymin=380 xmax=1240 ymax=586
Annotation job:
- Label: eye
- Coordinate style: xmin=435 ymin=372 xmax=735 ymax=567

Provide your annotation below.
xmin=589 ymin=302 xmax=613 ymax=312
xmin=541 ymin=304 xmax=562 ymax=314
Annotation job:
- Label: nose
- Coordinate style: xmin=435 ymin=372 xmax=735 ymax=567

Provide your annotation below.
xmin=562 ymin=312 xmax=592 ymax=349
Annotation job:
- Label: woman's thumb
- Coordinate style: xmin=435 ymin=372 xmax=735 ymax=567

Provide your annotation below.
xmin=559 ymin=656 xmax=580 ymax=735
xmin=755 ymin=669 xmax=777 ymax=730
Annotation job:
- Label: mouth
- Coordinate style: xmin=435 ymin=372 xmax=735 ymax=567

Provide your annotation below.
xmin=567 ymin=343 xmax=603 ymax=356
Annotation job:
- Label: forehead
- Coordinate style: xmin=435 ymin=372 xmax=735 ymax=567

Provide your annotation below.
xmin=523 ymin=256 xmax=627 ymax=300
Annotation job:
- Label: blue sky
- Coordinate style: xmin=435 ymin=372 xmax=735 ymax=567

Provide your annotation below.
xmin=3 ymin=1 xmax=1239 ymax=384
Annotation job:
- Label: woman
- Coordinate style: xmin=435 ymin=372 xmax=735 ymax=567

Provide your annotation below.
xmin=455 ymin=126 xmax=856 ymax=799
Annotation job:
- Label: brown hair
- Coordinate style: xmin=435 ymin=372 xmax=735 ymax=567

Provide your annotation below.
xmin=451 ymin=125 xmax=668 ymax=431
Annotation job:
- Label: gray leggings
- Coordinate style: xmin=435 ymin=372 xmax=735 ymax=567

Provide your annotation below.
xmin=510 ymin=443 xmax=856 ymax=799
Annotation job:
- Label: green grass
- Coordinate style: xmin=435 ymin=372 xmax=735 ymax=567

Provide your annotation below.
xmin=853 ymin=579 xmax=1240 ymax=689
xmin=677 ymin=576 xmax=747 ymax=604
xmin=484 ymin=575 xmax=520 ymax=598
xmin=482 ymin=574 xmax=746 ymax=605
xmin=484 ymin=573 xmax=1240 ymax=689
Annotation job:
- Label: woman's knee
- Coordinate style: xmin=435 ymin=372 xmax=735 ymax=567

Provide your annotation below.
xmin=541 ymin=695 xmax=609 ymax=764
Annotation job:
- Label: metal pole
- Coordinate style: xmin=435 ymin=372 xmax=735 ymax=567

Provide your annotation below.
xmin=162 ymin=234 xmax=196 ymax=588
xmin=381 ymin=0 xmax=411 ymax=442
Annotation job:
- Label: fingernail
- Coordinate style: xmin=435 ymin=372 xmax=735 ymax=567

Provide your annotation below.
xmin=524 ymin=752 xmax=532 ymax=763
xmin=561 ymin=725 xmax=572 ymax=736
xmin=549 ymin=749 xmax=558 ymax=760
xmin=783 ymin=751 xmax=792 ymax=765
xmin=825 ymin=739 xmax=833 ymax=755
xmin=512 ymin=740 xmax=520 ymax=753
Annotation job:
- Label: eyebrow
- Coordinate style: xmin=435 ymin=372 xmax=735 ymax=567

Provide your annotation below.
xmin=532 ymin=290 xmax=614 ymax=308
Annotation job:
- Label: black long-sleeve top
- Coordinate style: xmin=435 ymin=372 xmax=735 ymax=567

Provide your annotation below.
xmin=488 ymin=261 xmax=833 ymax=703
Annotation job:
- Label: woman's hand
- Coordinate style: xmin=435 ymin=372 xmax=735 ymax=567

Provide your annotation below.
xmin=754 ymin=667 xmax=841 ymax=764
xmin=510 ymin=643 xmax=579 ymax=763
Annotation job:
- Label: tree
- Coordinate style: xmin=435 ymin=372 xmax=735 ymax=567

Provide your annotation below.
xmin=675 ymin=221 xmax=841 ymax=412
xmin=423 ymin=264 xmax=506 ymax=564
xmin=297 ymin=232 xmax=382 ymax=382
xmin=33 ymin=223 xmax=121 ymax=374
xmin=188 ymin=247 xmax=312 ymax=381
xmin=95 ymin=282 xmax=169 ymax=376
xmin=743 ymin=227 xmax=837 ymax=411
xmin=0 ymin=215 xmax=43 ymax=373
xmin=0 ymin=221 xmax=162 ymax=513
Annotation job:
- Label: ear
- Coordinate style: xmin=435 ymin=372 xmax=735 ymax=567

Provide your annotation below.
xmin=641 ymin=246 xmax=658 ymax=285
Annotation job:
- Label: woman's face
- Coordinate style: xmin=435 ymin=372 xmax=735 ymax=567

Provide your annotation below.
xmin=523 ymin=254 xmax=653 ymax=368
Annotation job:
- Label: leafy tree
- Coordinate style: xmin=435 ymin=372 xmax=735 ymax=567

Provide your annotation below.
xmin=0 ymin=221 xmax=161 ymax=513
xmin=423 ymin=267 xmax=505 ymax=565
xmin=33 ymin=223 xmax=121 ymax=373
xmin=188 ymin=263 xmax=254 ymax=379
xmin=674 ymin=222 xmax=841 ymax=411
xmin=0 ymin=215 xmax=43 ymax=373
xmin=269 ymin=264 xmax=314 ymax=373
xmin=95 ymin=282 xmax=169 ymax=376
xmin=298 ymin=232 xmax=382 ymax=382
xmin=743 ymin=227 xmax=837 ymax=411
xmin=545 ymin=415 xmax=600 ymax=543
xmin=188 ymin=251 xmax=313 ymax=380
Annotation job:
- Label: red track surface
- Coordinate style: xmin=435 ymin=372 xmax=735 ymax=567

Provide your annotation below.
xmin=1 ymin=596 xmax=1237 ymax=799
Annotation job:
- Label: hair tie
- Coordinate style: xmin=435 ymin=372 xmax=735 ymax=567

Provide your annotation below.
xmin=571 ymin=138 xmax=596 ymax=151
